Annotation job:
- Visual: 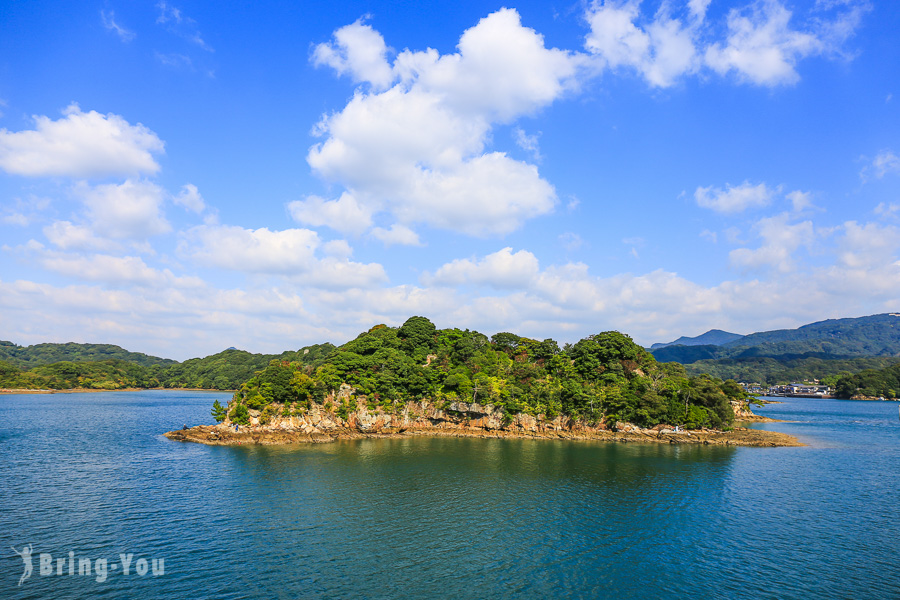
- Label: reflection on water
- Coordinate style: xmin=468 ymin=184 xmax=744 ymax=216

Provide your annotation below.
xmin=1 ymin=392 xmax=898 ymax=599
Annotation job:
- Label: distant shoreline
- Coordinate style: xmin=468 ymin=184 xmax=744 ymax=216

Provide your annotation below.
xmin=0 ymin=387 xmax=235 ymax=395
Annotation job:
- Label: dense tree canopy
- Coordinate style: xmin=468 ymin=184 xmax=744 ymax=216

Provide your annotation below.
xmin=230 ymin=318 xmax=746 ymax=430
xmin=833 ymin=363 xmax=900 ymax=399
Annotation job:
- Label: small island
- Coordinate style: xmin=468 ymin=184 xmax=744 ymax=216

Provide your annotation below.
xmin=166 ymin=317 xmax=801 ymax=448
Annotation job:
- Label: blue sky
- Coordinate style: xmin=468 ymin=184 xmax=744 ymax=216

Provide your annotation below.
xmin=1 ymin=0 xmax=898 ymax=360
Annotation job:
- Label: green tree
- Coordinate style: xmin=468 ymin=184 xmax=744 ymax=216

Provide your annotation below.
xmin=211 ymin=399 xmax=227 ymax=422
xmin=229 ymin=403 xmax=250 ymax=425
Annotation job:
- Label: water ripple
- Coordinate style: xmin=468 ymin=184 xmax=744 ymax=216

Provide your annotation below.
xmin=1 ymin=393 xmax=899 ymax=598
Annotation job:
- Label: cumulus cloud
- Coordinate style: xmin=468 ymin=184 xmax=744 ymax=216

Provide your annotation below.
xmin=559 ymin=232 xmax=585 ymax=251
xmin=312 ymin=18 xmax=394 ymax=90
xmin=182 ymin=225 xmax=320 ymax=273
xmin=43 ymin=221 xmax=117 ymax=252
xmin=39 ymin=252 xmax=202 ymax=288
xmin=874 ymin=202 xmax=900 ymax=219
xmin=180 ymin=224 xmax=387 ymax=288
xmin=424 ymin=247 xmax=541 ymax=289
xmin=75 ymin=180 xmax=171 ymax=240
xmin=861 ymin=149 xmax=900 ymax=180
xmin=309 ymin=9 xmax=579 ymax=237
xmin=695 ymin=181 xmax=774 ymax=213
xmin=705 ymin=1 xmax=822 ymax=86
xmin=321 ymin=239 xmax=354 ymax=258
xmin=1 ymin=195 xmax=50 ymax=227
xmin=584 ymin=0 xmax=867 ymax=88
xmin=371 ymin=224 xmax=422 ymax=247
xmin=513 ymin=127 xmax=542 ymax=162
xmin=173 ymin=183 xmax=206 ymax=213
xmin=584 ymin=0 xmax=698 ymax=87
xmin=0 ymin=104 xmax=164 ymax=177
xmin=4 ymin=220 xmax=899 ymax=359
xmin=0 ymin=277 xmax=348 ymax=360
xmin=836 ymin=221 xmax=900 ymax=269
xmin=287 ymin=192 xmax=372 ymax=235
xmin=786 ymin=190 xmax=814 ymax=212
xmin=729 ymin=213 xmax=816 ymax=272
xmin=688 ymin=0 xmax=712 ymax=23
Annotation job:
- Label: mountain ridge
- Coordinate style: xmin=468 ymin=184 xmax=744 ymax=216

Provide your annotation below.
xmin=650 ymin=329 xmax=744 ymax=350
xmin=651 ymin=313 xmax=900 ymax=365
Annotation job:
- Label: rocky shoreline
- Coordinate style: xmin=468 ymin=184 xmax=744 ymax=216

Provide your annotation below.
xmin=164 ymin=396 xmax=802 ymax=448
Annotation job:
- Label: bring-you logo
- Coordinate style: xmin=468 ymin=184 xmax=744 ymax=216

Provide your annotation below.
xmin=11 ymin=545 xmax=164 ymax=585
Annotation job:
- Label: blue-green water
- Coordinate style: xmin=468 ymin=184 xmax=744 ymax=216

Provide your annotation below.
xmin=1 ymin=392 xmax=899 ymax=599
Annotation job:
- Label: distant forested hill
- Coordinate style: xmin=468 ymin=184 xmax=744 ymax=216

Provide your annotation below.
xmin=720 ymin=314 xmax=900 ymax=352
xmin=649 ymin=314 xmax=900 ymax=381
xmin=0 ymin=341 xmax=176 ymax=369
xmin=834 ymin=362 xmax=900 ymax=399
xmin=156 ymin=344 xmax=334 ymax=390
xmin=0 ymin=342 xmax=334 ymax=391
xmin=653 ymin=314 xmax=900 ymax=363
xmin=4 ymin=313 xmax=899 ymax=392
xmin=650 ymin=329 xmax=744 ymax=350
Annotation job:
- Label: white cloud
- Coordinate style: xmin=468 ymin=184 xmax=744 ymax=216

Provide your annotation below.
xmin=287 ymin=192 xmax=373 ymax=235
xmin=155 ymin=52 xmax=193 ymax=68
xmin=874 ymin=202 xmax=900 ymax=219
xmin=182 ymin=225 xmax=320 ymax=273
xmin=786 ymin=190 xmax=814 ymax=212
xmin=729 ymin=213 xmax=816 ymax=272
xmin=300 ymin=257 xmax=389 ymax=290
xmin=0 ymin=277 xmax=347 ymax=360
xmin=173 ymin=183 xmax=206 ymax=213
xmin=424 ymin=247 xmax=540 ymax=289
xmin=2 ymin=213 xmax=29 ymax=226
xmin=704 ymin=1 xmax=823 ymax=86
xmin=559 ymin=232 xmax=584 ymax=251
xmin=39 ymin=252 xmax=202 ymax=288
xmin=700 ymin=229 xmax=718 ymax=243
xmin=308 ymin=9 xmax=577 ymax=237
xmin=4 ymin=217 xmax=899 ymax=359
xmin=371 ymin=224 xmax=422 ymax=247
xmin=513 ymin=127 xmax=542 ymax=162
xmin=312 ymin=18 xmax=394 ymax=90
xmin=695 ymin=181 xmax=774 ymax=213
xmin=862 ymin=149 xmax=900 ymax=180
xmin=180 ymin=224 xmax=387 ymax=288
xmin=583 ymin=0 xmax=867 ymax=88
xmin=1 ymin=195 xmax=51 ymax=227
xmin=836 ymin=221 xmax=900 ymax=269
xmin=0 ymin=104 xmax=164 ymax=177
xmin=688 ymin=0 xmax=712 ymax=23
xmin=156 ymin=1 xmax=183 ymax=25
xmin=100 ymin=10 xmax=136 ymax=42
xmin=584 ymin=0 xmax=699 ymax=87
xmin=156 ymin=1 xmax=212 ymax=51
xmin=321 ymin=239 xmax=354 ymax=258
xmin=43 ymin=221 xmax=117 ymax=252
xmin=75 ymin=179 xmax=171 ymax=240
xmin=398 ymin=9 xmax=583 ymax=122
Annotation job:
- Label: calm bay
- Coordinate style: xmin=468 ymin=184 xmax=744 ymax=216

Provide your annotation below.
xmin=2 ymin=391 xmax=899 ymax=599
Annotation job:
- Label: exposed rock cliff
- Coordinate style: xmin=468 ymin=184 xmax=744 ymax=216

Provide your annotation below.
xmin=165 ymin=391 xmax=800 ymax=447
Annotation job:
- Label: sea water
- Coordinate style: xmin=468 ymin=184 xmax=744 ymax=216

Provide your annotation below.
xmin=1 ymin=391 xmax=898 ymax=599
